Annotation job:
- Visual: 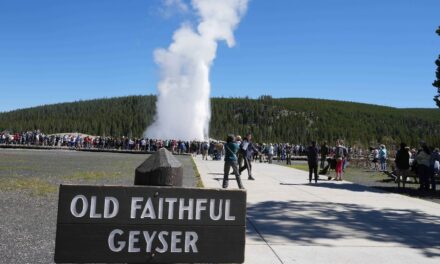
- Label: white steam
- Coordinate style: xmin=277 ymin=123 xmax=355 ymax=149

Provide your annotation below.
xmin=145 ymin=0 xmax=248 ymax=141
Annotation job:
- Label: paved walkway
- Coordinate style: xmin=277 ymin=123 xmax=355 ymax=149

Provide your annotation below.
xmin=194 ymin=157 xmax=440 ymax=264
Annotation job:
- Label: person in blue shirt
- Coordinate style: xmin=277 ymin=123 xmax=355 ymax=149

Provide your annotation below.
xmin=223 ymin=134 xmax=244 ymax=189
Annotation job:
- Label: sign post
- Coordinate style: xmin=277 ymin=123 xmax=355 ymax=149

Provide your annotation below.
xmin=54 ymin=184 xmax=246 ymax=263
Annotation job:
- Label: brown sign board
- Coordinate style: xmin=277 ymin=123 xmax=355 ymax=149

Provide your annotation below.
xmin=54 ymin=184 xmax=247 ymax=263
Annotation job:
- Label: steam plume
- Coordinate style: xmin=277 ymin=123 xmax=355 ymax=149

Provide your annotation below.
xmin=145 ymin=0 xmax=248 ymax=140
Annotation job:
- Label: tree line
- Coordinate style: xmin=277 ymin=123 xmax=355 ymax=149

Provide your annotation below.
xmin=1 ymin=95 xmax=439 ymax=147
xmin=434 ymin=26 xmax=440 ymax=107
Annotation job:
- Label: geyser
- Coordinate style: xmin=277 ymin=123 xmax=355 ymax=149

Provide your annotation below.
xmin=145 ymin=0 xmax=248 ymax=141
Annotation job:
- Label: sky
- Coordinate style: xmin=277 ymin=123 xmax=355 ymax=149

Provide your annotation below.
xmin=0 ymin=0 xmax=439 ymax=112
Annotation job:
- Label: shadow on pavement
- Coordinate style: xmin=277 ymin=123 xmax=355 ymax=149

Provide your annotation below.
xmin=247 ymin=200 xmax=440 ymax=258
xmin=280 ymin=182 xmax=386 ymax=193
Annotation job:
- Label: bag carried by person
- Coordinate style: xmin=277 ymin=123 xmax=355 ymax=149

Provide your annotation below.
xmin=239 ymin=141 xmax=249 ymax=156
xmin=335 ymin=147 xmax=344 ymax=161
xmin=434 ymin=160 xmax=440 ymax=173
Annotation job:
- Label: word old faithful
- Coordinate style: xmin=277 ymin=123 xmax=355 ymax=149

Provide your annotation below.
xmin=69 ymin=195 xmax=237 ymax=221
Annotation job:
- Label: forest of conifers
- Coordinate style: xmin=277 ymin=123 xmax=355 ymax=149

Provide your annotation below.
xmin=0 ymin=95 xmax=439 ymax=147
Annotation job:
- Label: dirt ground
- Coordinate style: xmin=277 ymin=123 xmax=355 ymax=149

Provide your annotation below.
xmin=0 ymin=149 xmax=197 ymax=264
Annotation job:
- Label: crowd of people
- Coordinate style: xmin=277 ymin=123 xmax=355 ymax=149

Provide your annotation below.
xmin=393 ymin=142 xmax=439 ymax=191
xmin=309 ymin=140 xmax=439 ymax=192
xmin=1 ymin=130 xmax=438 ymax=192
xmin=0 ymin=130 xmax=208 ymax=154
xmin=0 ymin=130 xmax=324 ymax=159
xmin=218 ymin=133 xmax=439 ymax=193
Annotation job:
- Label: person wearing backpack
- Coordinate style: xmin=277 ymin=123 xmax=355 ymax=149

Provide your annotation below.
xmin=223 ymin=134 xmax=244 ymax=189
xmin=334 ymin=139 xmax=346 ymax=181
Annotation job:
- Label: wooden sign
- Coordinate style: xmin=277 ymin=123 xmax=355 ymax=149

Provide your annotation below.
xmin=54 ymin=184 xmax=246 ymax=263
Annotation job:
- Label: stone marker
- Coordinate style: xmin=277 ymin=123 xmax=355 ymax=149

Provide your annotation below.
xmin=134 ymin=148 xmax=183 ymax=187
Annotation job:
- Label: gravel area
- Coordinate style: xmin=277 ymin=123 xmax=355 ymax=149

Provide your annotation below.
xmin=0 ymin=149 xmax=197 ymax=264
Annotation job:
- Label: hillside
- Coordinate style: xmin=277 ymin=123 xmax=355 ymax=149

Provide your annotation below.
xmin=1 ymin=95 xmax=439 ymax=147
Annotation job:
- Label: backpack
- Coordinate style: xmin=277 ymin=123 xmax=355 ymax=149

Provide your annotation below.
xmin=434 ymin=160 xmax=440 ymax=173
xmin=335 ymin=147 xmax=345 ymax=160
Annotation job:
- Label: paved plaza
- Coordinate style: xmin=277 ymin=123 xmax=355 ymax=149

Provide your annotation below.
xmin=194 ymin=157 xmax=440 ymax=264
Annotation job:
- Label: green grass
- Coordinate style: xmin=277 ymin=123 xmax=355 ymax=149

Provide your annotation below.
xmin=0 ymin=165 xmax=35 ymax=171
xmin=286 ymin=164 xmax=309 ymax=171
xmin=342 ymin=167 xmax=385 ymax=181
xmin=287 ymin=163 xmax=385 ymax=179
xmin=190 ymin=156 xmax=204 ymax=188
xmin=0 ymin=178 xmax=57 ymax=196
xmin=64 ymin=171 xmax=126 ymax=181
xmin=285 ymin=163 xmax=420 ymax=187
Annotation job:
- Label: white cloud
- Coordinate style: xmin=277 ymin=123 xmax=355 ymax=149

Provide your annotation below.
xmin=160 ymin=0 xmax=189 ymax=18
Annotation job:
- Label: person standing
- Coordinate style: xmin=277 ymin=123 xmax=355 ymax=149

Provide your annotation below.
xmin=415 ymin=144 xmax=431 ymax=191
xmin=320 ymin=142 xmax=329 ymax=169
xmin=190 ymin=141 xmax=198 ymax=157
xmin=213 ymin=142 xmax=223 ymax=160
xmin=395 ymin=143 xmax=410 ymax=188
xmin=223 ymin=134 xmax=244 ymax=189
xmin=286 ymin=143 xmax=292 ymax=165
xmin=430 ymin=148 xmax=439 ymax=191
xmin=235 ymin=135 xmax=243 ymax=168
xmin=370 ymin=147 xmax=380 ymax=171
xmin=379 ymin=145 xmax=388 ymax=171
xmin=268 ymin=143 xmax=274 ymax=164
xmin=277 ymin=143 xmax=282 ymax=162
xmin=239 ymin=133 xmax=259 ymax=180
xmin=307 ymin=141 xmax=319 ymax=183
xmin=201 ymin=141 xmax=209 ymax=160
xmin=334 ymin=140 xmax=346 ymax=181
xmin=140 ymin=138 xmax=147 ymax=151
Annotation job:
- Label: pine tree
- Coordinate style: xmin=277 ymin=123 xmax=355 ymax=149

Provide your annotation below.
xmin=434 ymin=26 xmax=440 ymax=107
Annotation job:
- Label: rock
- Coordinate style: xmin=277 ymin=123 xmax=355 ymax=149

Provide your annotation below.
xmin=134 ymin=148 xmax=183 ymax=186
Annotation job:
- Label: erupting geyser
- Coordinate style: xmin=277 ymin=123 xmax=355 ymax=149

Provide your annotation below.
xmin=145 ymin=0 xmax=249 ymax=141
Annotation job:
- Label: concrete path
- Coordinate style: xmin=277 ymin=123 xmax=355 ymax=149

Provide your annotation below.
xmin=193 ymin=157 xmax=440 ymax=264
